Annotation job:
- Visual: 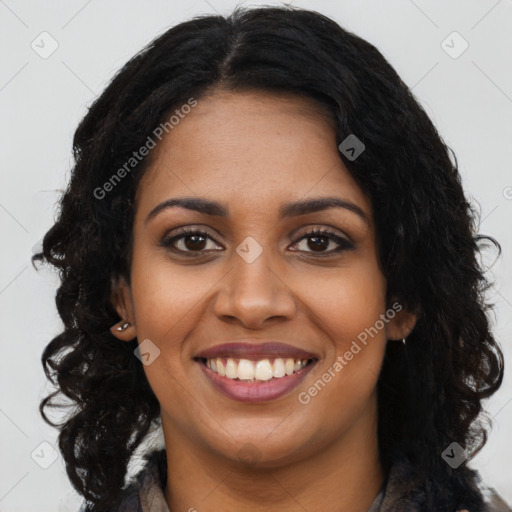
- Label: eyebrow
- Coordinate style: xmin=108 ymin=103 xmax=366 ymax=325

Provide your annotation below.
xmin=145 ymin=196 xmax=369 ymax=226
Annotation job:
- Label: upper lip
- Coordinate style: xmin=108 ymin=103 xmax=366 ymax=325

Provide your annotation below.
xmin=195 ymin=341 xmax=319 ymax=361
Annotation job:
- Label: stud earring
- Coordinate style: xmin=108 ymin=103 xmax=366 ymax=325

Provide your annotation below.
xmin=116 ymin=321 xmax=131 ymax=331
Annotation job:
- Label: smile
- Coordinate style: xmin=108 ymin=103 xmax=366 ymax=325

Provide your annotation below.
xmin=195 ymin=356 xmax=318 ymax=403
xmin=201 ymin=356 xmax=312 ymax=381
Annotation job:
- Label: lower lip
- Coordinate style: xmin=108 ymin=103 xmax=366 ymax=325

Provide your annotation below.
xmin=196 ymin=359 xmax=317 ymax=403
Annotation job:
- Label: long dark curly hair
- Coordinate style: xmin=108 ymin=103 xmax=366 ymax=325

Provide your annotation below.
xmin=32 ymin=5 xmax=504 ymax=511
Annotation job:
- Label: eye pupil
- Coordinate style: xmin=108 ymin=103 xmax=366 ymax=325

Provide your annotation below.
xmin=308 ymin=235 xmax=329 ymax=252
xmin=185 ymin=234 xmax=207 ymax=251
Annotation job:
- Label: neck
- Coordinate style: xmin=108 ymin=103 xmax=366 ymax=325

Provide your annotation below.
xmin=163 ymin=398 xmax=384 ymax=512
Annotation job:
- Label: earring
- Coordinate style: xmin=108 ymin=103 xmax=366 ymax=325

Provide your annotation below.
xmin=402 ymin=337 xmax=406 ymax=345
xmin=116 ymin=321 xmax=131 ymax=331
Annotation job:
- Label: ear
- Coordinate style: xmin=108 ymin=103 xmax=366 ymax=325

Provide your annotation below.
xmin=109 ymin=275 xmax=137 ymax=342
xmin=385 ymin=300 xmax=418 ymax=341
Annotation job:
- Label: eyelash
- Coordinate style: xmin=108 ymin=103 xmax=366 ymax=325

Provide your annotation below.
xmin=159 ymin=227 xmax=354 ymax=257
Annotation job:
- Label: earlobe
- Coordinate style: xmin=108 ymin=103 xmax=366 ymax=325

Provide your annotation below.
xmin=110 ymin=276 xmax=137 ymax=342
xmin=386 ymin=303 xmax=418 ymax=341
xmin=110 ymin=319 xmax=137 ymax=341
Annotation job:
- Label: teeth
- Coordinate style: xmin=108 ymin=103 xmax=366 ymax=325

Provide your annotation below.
xmin=225 ymin=358 xmax=237 ymax=379
xmin=204 ymin=357 xmax=311 ymax=381
xmin=254 ymin=359 xmax=273 ymax=381
xmin=237 ymin=359 xmax=255 ymax=380
xmin=272 ymin=358 xmax=286 ymax=378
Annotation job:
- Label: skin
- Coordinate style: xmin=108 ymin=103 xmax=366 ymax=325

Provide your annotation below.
xmin=111 ymin=89 xmax=417 ymax=512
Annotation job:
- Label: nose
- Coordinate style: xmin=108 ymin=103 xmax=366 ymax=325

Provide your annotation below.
xmin=213 ymin=246 xmax=297 ymax=329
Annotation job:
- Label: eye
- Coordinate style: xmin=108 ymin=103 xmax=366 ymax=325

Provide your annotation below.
xmin=291 ymin=228 xmax=354 ymax=255
xmin=159 ymin=227 xmax=354 ymax=257
xmin=159 ymin=228 xmax=223 ymax=255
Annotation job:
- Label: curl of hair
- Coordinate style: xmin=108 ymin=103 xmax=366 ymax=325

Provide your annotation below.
xmin=32 ymin=5 xmax=504 ymax=511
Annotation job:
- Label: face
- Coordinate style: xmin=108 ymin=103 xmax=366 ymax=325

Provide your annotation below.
xmin=111 ymin=90 xmax=416 ymax=467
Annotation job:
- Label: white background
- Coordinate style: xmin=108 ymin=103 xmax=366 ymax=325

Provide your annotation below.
xmin=0 ymin=0 xmax=511 ymax=510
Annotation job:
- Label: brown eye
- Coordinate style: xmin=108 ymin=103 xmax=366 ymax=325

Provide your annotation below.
xmin=292 ymin=229 xmax=354 ymax=255
xmin=160 ymin=229 xmax=222 ymax=254
xmin=182 ymin=233 xmax=207 ymax=251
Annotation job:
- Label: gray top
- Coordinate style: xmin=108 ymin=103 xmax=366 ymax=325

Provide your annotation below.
xmin=96 ymin=449 xmax=512 ymax=512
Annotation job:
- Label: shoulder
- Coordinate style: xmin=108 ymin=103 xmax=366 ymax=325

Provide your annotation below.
xmin=377 ymin=456 xmax=512 ymax=512
xmin=78 ymin=489 xmax=142 ymax=512
xmin=106 ymin=487 xmax=143 ymax=512
xmin=82 ymin=448 xmax=168 ymax=512
xmin=474 ymin=481 xmax=512 ymax=512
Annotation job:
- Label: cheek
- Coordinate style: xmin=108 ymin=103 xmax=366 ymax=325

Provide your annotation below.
xmin=304 ymin=260 xmax=387 ymax=349
xmin=127 ymin=252 xmax=195 ymax=384
xmin=298 ymin=262 xmax=387 ymax=403
xmin=130 ymin=250 xmax=211 ymax=341
xmin=128 ymin=257 xmax=203 ymax=423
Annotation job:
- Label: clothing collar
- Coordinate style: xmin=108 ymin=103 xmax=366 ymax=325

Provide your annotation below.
xmin=119 ymin=449 xmax=510 ymax=512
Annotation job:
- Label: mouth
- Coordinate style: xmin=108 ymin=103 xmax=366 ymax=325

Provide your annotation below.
xmin=193 ymin=354 xmax=319 ymax=403
xmin=194 ymin=356 xmax=317 ymax=382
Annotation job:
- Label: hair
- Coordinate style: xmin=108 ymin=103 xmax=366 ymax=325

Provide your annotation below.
xmin=32 ymin=4 xmax=504 ymax=511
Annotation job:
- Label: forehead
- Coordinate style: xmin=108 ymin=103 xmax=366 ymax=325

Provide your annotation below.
xmin=135 ymin=90 xmax=371 ymax=223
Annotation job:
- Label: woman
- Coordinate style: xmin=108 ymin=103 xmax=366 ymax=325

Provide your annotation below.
xmin=32 ymin=5 xmax=510 ymax=512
